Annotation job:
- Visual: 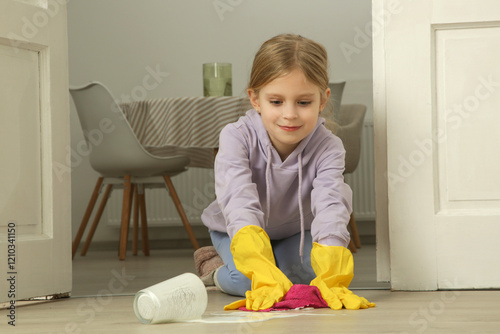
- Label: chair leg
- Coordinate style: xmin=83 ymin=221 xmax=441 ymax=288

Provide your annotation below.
xmin=349 ymin=212 xmax=362 ymax=249
xmin=72 ymin=177 xmax=103 ymax=259
xmin=80 ymin=184 xmax=113 ymax=256
xmin=163 ymin=175 xmax=200 ymax=250
xmin=119 ymin=175 xmax=134 ymax=260
xmin=132 ymin=188 xmax=139 ymax=256
xmin=348 ymin=239 xmax=357 ymax=253
xmin=137 ymin=186 xmax=150 ymax=256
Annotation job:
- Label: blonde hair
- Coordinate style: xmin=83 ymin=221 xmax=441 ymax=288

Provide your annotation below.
xmin=248 ymin=34 xmax=330 ymax=100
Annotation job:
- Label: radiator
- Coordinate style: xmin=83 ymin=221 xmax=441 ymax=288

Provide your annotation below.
xmin=344 ymin=121 xmax=376 ymax=221
xmin=106 ymin=169 xmax=213 ymax=227
xmin=106 ymin=122 xmax=376 ymax=226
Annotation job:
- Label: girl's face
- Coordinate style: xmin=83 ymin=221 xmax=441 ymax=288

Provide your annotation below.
xmin=248 ymin=68 xmax=330 ymax=161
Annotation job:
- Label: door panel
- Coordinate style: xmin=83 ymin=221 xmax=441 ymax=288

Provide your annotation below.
xmin=0 ymin=43 xmax=42 ymax=234
xmin=434 ymin=24 xmax=500 ymax=211
xmin=0 ymin=0 xmax=71 ymax=302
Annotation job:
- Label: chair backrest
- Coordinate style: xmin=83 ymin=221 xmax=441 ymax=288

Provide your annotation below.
xmin=334 ymin=104 xmax=367 ymax=174
xmin=323 ymin=102 xmax=367 ymax=174
xmin=328 ymin=81 xmax=346 ymax=114
xmin=322 ymin=81 xmax=346 ymax=123
xmin=69 ymin=81 xmax=155 ymax=174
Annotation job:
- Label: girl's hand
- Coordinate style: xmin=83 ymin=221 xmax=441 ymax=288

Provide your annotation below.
xmin=311 ymin=281 xmax=375 ymax=310
xmin=223 ymin=225 xmax=293 ymax=311
xmin=309 ymin=243 xmax=375 ymax=310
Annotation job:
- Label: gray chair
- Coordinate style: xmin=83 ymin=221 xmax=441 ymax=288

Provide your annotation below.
xmin=324 ymin=102 xmax=367 ymax=253
xmin=335 ymin=104 xmax=367 ymax=176
xmin=70 ymin=81 xmax=199 ymax=260
xmin=322 ymin=81 xmax=346 ymax=128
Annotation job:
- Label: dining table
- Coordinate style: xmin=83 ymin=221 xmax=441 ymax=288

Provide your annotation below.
xmin=120 ymin=96 xmax=252 ymax=168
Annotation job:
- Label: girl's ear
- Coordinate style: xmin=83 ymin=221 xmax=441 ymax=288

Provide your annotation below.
xmin=319 ymin=87 xmax=331 ymax=112
xmin=247 ymin=89 xmax=261 ymax=112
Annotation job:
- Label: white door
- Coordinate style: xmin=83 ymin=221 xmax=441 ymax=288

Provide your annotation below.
xmin=0 ymin=0 xmax=71 ymax=303
xmin=373 ymin=0 xmax=500 ymax=290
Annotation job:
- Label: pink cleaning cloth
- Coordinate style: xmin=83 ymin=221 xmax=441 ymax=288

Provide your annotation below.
xmin=238 ymin=284 xmax=329 ymax=312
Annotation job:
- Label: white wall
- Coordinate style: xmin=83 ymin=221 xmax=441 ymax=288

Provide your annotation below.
xmin=67 ymin=0 xmax=373 ymax=243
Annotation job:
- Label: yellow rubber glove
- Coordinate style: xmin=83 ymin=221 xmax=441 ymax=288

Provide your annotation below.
xmin=310 ymin=242 xmax=375 ymax=310
xmin=223 ymin=225 xmax=293 ymax=311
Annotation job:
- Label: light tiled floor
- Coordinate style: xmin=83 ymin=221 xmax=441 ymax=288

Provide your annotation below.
xmin=10 ymin=289 xmax=500 ymax=333
xmin=4 ymin=245 xmax=500 ymax=333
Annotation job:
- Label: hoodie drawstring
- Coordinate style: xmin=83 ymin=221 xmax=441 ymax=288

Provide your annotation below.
xmin=265 ymin=145 xmax=272 ymax=228
xmin=297 ymin=152 xmax=305 ymax=264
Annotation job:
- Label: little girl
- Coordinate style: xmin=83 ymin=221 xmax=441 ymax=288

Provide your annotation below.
xmin=200 ymin=34 xmax=374 ymax=311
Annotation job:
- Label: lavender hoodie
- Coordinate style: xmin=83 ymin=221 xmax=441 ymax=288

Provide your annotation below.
xmin=201 ymin=109 xmax=352 ymax=257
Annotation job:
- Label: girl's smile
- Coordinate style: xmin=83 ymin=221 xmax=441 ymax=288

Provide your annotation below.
xmin=278 ymin=125 xmax=302 ymax=132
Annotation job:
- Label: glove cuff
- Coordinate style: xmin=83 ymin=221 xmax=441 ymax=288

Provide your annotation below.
xmin=230 ymin=225 xmax=276 ymax=267
xmin=311 ymin=242 xmax=354 ymax=287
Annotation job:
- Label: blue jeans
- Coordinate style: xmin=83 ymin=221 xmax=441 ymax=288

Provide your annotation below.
xmin=210 ymin=230 xmax=316 ymax=297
